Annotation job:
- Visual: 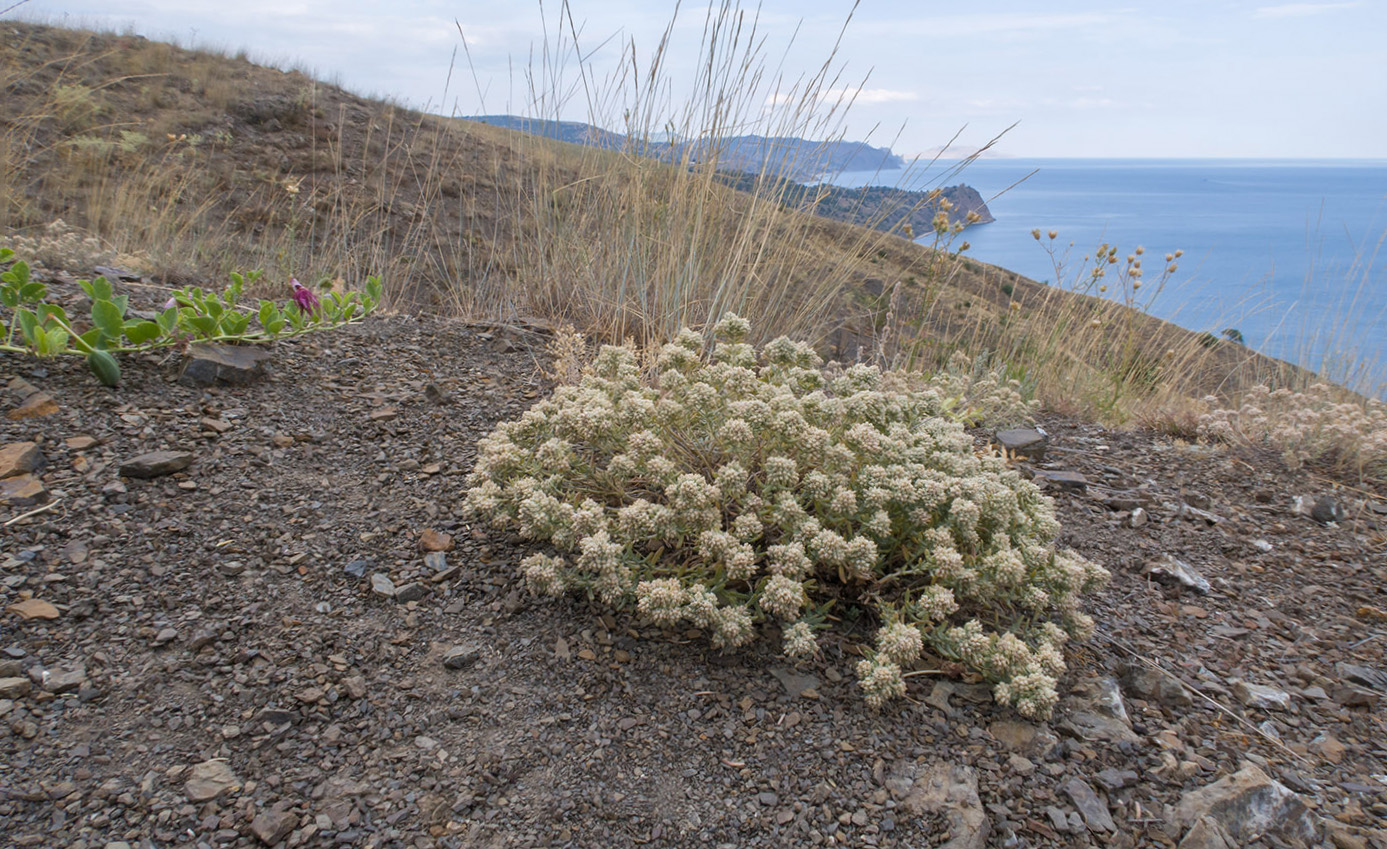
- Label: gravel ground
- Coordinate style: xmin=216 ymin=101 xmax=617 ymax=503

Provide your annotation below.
xmin=2 ymin=294 xmax=1385 ymax=849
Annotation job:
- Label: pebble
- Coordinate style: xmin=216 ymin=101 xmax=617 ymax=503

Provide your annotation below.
xmin=370 ymin=572 xmax=396 ymax=597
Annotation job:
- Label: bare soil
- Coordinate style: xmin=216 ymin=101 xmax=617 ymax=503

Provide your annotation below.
xmin=2 ymin=282 xmax=1384 ymax=848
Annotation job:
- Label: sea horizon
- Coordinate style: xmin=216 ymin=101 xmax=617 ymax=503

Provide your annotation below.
xmin=824 ymin=158 xmax=1387 ymax=398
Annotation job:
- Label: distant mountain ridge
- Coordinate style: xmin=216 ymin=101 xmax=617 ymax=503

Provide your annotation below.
xmin=463 ymin=115 xmax=905 ymax=179
xmin=462 ymin=115 xmax=990 ymax=235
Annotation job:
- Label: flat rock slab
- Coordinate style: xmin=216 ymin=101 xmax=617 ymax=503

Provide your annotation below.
xmin=1033 ymin=469 xmax=1088 ymax=492
xmin=995 ymin=428 xmax=1048 ymax=460
xmin=120 ymin=450 xmax=195 ymax=478
xmin=184 ymin=759 xmax=241 ymax=802
xmin=179 ymin=343 xmax=272 ymax=387
xmin=898 ymin=762 xmax=990 ymax=849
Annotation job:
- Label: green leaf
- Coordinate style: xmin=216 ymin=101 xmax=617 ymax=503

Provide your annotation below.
xmin=221 ymin=312 xmax=250 ymax=337
xmin=79 ymin=327 xmax=103 ymax=349
xmin=124 ymin=320 xmax=162 ymax=345
xmin=111 ymin=293 xmax=129 ymax=316
xmin=204 ymin=298 xmax=223 ymax=320
xmin=84 ymin=276 xmax=115 ymax=301
xmin=0 ymin=247 xmax=13 ymax=262
xmin=265 ymin=317 xmax=285 ymax=335
xmin=15 ymin=309 xmax=38 ymax=346
xmin=87 ymin=349 xmax=121 ymax=386
xmin=366 ymin=276 xmax=382 ymax=303
xmin=91 ymin=299 xmax=125 ymax=338
xmin=41 ymin=326 xmax=70 ymax=357
xmin=157 ymin=306 xmax=179 ymax=334
xmin=36 ymin=303 xmax=68 ymax=323
xmin=6 ymin=260 xmax=29 ymax=286
xmin=19 ymin=282 xmax=46 ymax=302
xmin=187 ymin=315 xmax=218 ymax=338
xmin=257 ymin=300 xmax=279 ymax=329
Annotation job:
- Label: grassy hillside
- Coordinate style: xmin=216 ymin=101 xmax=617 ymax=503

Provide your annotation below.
xmin=0 ymin=21 xmax=1328 ymax=421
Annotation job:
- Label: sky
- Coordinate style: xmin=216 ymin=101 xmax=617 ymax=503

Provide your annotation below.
xmin=11 ymin=0 xmax=1387 ymax=159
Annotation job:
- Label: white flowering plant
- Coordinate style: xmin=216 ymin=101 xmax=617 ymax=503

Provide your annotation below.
xmin=464 ymin=315 xmax=1108 ymax=718
xmin=1198 ymin=383 xmax=1386 ymax=477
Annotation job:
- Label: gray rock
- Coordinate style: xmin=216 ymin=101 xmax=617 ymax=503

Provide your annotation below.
xmin=119 ymin=450 xmax=194 ymax=479
xmin=1311 ymin=494 xmax=1347 ymax=524
xmin=1044 ymin=805 xmax=1071 ymax=833
xmin=1231 ymin=679 xmax=1293 ymax=711
xmin=343 ymin=559 xmax=369 ymax=579
xmin=393 ymin=582 xmax=428 ymax=602
xmin=1123 ymin=664 xmax=1193 ymax=706
xmin=1145 ymin=555 xmax=1211 ymax=594
xmin=1033 ymin=469 xmax=1087 ymax=492
xmin=1061 ymin=777 xmax=1114 ymax=832
xmin=1174 ymin=765 xmax=1320 ymax=848
xmin=1095 ymin=768 xmax=1139 ymax=791
xmin=370 ymin=573 xmax=396 ymax=597
xmin=1057 ymin=676 xmax=1140 ymax=745
xmin=184 ymin=759 xmax=241 ymax=802
xmin=1129 ymin=506 xmax=1149 ymax=528
xmin=179 ymin=343 xmax=272 ymax=387
xmin=423 ymin=551 xmax=449 ymax=572
xmin=994 ymin=428 xmax=1048 ymax=461
xmin=769 ymin=667 xmax=820 ymax=699
xmin=1178 ymin=816 xmax=1234 ymax=849
xmin=898 ymin=762 xmax=990 ymax=849
xmin=1 ymin=474 xmax=48 ymax=506
xmin=442 ymin=645 xmax=481 ymax=670
xmin=41 ymin=665 xmax=86 ymax=694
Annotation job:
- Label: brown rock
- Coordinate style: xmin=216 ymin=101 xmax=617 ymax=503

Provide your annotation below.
xmin=7 ymin=392 xmax=58 ymax=420
xmin=250 ymin=808 xmax=298 ymax=845
xmin=65 ymin=435 xmax=100 ymax=451
xmin=184 ymin=759 xmax=241 ymax=802
xmin=7 ymin=599 xmax=61 ymax=620
xmin=119 ymin=450 xmax=195 ymax=478
xmin=418 ymin=528 xmax=454 ymax=552
xmin=0 ymin=474 xmax=47 ymax=506
xmin=0 ymin=442 xmax=44 ymax=477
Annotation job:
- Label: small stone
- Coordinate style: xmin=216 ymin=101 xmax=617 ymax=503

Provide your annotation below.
xmin=368 ymin=407 xmax=398 ymax=422
xmin=423 ymin=551 xmax=448 ymax=572
xmin=7 ymin=392 xmax=58 ymax=420
xmin=0 ymin=442 xmax=44 ymax=477
xmin=342 ymin=676 xmax=367 ymax=699
xmin=343 ymin=559 xmax=369 ymax=579
xmin=296 ymin=687 xmax=325 ymax=704
xmin=393 ymin=582 xmax=428 ymax=602
xmin=370 ymin=573 xmax=396 ymax=597
xmin=1033 ymin=469 xmax=1087 ymax=492
xmin=757 ymin=791 xmax=779 ymax=806
xmin=1006 ymin=754 xmax=1035 ymax=776
xmin=119 ymin=450 xmax=195 ymax=479
xmin=65 ymin=435 xmax=100 ymax=450
xmin=1129 ymin=507 xmax=1149 ymax=528
xmin=1174 ymin=765 xmax=1319 ymax=847
xmin=1311 ymin=495 xmax=1347 ymax=524
xmin=0 ymin=474 xmax=47 ymax=506
xmin=1145 ymin=555 xmax=1211 ymax=594
xmin=442 ymin=645 xmax=481 ymax=670
xmin=1307 ymin=734 xmax=1347 ymax=764
xmin=185 ymin=759 xmax=241 ymax=802
xmin=179 ymin=343 xmax=272 ymax=387
xmin=0 ymin=677 xmax=31 ymax=698
xmin=42 ymin=665 xmax=86 ymax=694
xmin=1123 ymin=665 xmax=1192 ymax=706
xmin=249 ymin=809 xmax=297 ymax=845
xmin=994 ymin=428 xmax=1048 ymax=461
xmin=7 ymin=599 xmax=60 ymax=620
xmin=1095 ymin=768 xmax=1139 ymax=791
xmin=153 ymin=627 xmax=178 ymax=645
xmin=769 ymin=667 xmax=820 ymax=699
xmin=200 ymin=417 xmax=233 ymax=433
xmin=1061 ymin=777 xmax=1115 ymax=832
xmin=1231 ymin=679 xmax=1293 ymax=711
xmin=418 ymin=529 xmax=454 ymax=552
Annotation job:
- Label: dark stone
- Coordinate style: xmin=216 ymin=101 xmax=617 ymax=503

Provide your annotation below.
xmin=179 ymin=344 xmax=272 ymax=387
xmin=1060 ymin=777 xmax=1115 ymax=832
xmin=1033 ymin=469 xmax=1087 ymax=492
xmin=442 ymin=645 xmax=481 ymax=670
xmin=343 ymin=560 xmax=369 ymax=579
xmin=994 ymin=428 xmax=1048 ymax=461
xmin=1311 ymin=495 xmax=1347 ymax=524
xmin=119 ymin=450 xmax=195 ymax=478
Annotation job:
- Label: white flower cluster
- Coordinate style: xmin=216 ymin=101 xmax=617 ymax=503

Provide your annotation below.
xmin=1197 ymin=383 xmax=1386 ymax=475
xmin=465 ymin=315 xmax=1108 ymax=718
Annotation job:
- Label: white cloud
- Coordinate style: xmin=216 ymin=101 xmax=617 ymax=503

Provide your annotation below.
xmin=766 ymin=87 xmax=917 ymax=107
xmin=1254 ymin=2 xmax=1362 ymax=19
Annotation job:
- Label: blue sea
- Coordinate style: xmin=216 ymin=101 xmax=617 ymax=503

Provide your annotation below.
xmin=828 ymin=159 xmax=1387 ymax=396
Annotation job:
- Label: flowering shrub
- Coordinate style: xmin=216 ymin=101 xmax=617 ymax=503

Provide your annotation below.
xmin=464 ymin=316 xmax=1108 ymax=718
xmin=1198 ymin=383 xmax=1387 ymax=476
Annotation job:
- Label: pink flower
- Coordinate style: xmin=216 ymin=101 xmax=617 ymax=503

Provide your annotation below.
xmin=291 ymin=277 xmax=319 ymax=313
xmin=163 ymin=296 xmax=177 ymax=309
